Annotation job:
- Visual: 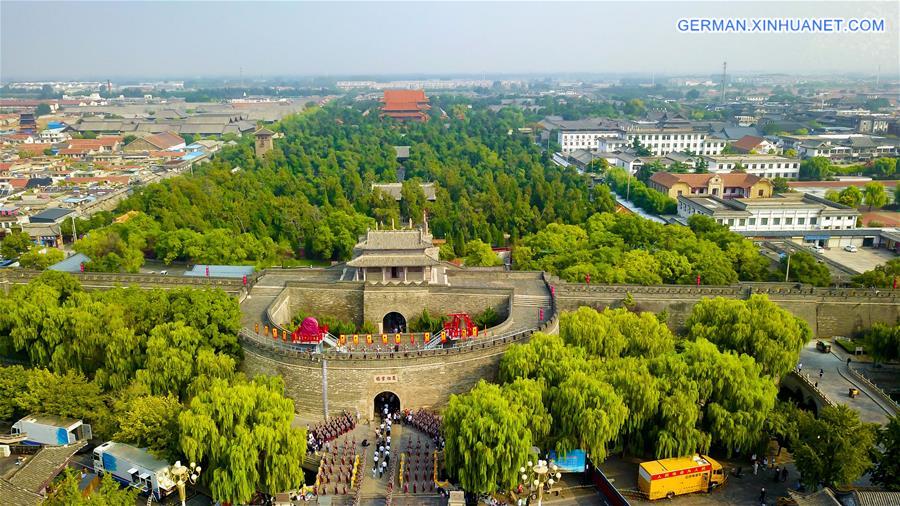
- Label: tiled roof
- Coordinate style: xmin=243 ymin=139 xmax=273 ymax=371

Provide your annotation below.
xmin=851 ymin=490 xmax=900 ymax=506
xmin=140 ymin=131 xmax=184 ymax=150
xmin=356 ymin=229 xmax=433 ymax=251
xmin=650 ymin=171 xmax=763 ymax=189
xmin=346 ymin=253 xmax=440 ymax=268
xmin=6 ymin=441 xmax=86 ymax=493
xmin=383 ymin=90 xmax=428 ymax=104
xmin=0 ymin=479 xmax=42 ymax=506
xmin=732 ymin=135 xmax=766 ymax=151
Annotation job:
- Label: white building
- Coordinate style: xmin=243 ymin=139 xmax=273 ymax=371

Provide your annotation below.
xmin=677 ymin=193 xmax=859 ymax=233
xmin=623 ymin=129 xmax=726 ymax=156
xmin=703 ymin=155 xmax=801 ymax=179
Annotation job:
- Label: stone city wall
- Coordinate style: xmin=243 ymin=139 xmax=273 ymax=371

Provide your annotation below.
xmin=0 ymin=269 xmax=251 ymax=294
xmin=551 ymin=280 xmax=900 ymax=337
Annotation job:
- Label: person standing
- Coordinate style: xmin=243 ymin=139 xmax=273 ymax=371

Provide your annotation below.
xmin=763 ymin=456 xmax=768 ymax=470
xmin=819 ymin=368 xmax=824 ymax=380
xmin=780 ymin=467 xmax=789 ymax=482
xmin=753 ymin=461 xmax=759 ymax=476
xmin=760 ymin=487 xmax=767 ymax=505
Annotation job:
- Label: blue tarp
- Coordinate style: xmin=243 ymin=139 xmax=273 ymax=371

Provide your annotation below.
xmin=548 ymin=449 xmax=587 ymax=473
xmin=184 ymin=265 xmax=255 ymax=278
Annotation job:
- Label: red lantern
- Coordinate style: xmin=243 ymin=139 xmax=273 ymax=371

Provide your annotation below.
xmin=382 ymin=334 xmax=388 ymax=345
xmin=395 ymin=334 xmax=401 ymax=345
xmin=410 ymin=334 xmax=415 ymax=345
xmin=696 ymin=274 xmax=701 ymax=286
xmin=366 ymin=334 xmax=373 ymax=345
xmin=424 ymin=332 xmax=431 ymax=343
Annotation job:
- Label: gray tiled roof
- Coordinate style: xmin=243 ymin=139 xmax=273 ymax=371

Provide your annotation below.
xmin=0 ymin=479 xmax=42 ymax=506
xmin=6 ymin=441 xmax=86 ymax=493
xmin=356 ymin=229 xmax=433 ymax=251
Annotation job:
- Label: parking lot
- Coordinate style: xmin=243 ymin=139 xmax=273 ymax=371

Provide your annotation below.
xmin=819 ymin=247 xmax=897 ymax=274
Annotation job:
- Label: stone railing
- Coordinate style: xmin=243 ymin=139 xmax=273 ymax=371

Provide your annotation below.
xmin=789 ymin=371 xmax=836 ymax=408
xmin=848 ymin=367 xmax=900 ymax=415
xmin=239 ymin=319 xmax=553 ymax=362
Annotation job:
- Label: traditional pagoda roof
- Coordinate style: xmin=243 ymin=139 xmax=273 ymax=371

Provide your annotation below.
xmin=355 ymin=229 xmax=433 ymax=250
xmin=254 ymin=127 xmax=275 ymax=136
xmin=346 ymin=228 xmax=440 ymax=268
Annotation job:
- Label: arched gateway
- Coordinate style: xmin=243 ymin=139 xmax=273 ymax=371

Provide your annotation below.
xmin=375 ymin=391 xmax=401 ymax=418
xmin=383 ymin=312 xmax=407 ymax=333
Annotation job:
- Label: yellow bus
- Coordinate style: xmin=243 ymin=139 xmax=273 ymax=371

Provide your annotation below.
xmin=637 ymin=454 xmax=726 ymax=500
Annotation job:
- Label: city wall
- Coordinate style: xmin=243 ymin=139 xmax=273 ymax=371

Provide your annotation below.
xmin=266 ymin=280 xmax=512 ymax=332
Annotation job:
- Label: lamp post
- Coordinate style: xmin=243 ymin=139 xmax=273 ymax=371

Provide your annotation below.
xmin=518 ymin=459 xmax=561 ymax=506
xmin=171 ymin=460 xmax=202 ymax=506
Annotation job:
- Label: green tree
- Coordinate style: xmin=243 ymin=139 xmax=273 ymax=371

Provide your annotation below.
xmin=179 ymin=376 xmax=307 ymax=504
xmin=864 ymin=323 xmax=900 ymax=364
xmin=872 ymin=415 xmax=900 ymax=491
xmin=18 ymin=246 xmax=64 ymax=269
xmin=772 ymin=177 xmax=790 ymax=193
xmin=685 ymin=295 xmax=810 ymax=378
xmin=799 ymin=157 xmax=833 ymax=181
xmin=443 ymin=380 xmax=533 ymax=494
xmin=1 ymin=230 xmax=33 ymax=259
xmin=783 ymin=251 xmax=831 ymax=286
xmin=35 ymin=103 xmax=51 ymax=116
xmin=863 ymin=182 xmax=888 ymax=210
xmin=560 ymin=306 xmax=675 ymax=358
xmin=464 ymin=239 xmax=502 ymax=267
xmin=551 ymin=371 xmax=628 ymax=462
xmin=686 ymin=89 xmax=701 ymax=100
xmin=852 ymin=258 xmax=900 ymax=288
xmin=114 ymin=394 xmax=182 ymax=461
xmin=792 ymin=404 xmax=877 ymax=489
xmin=46 ymin=467 xmax=139 ymax=506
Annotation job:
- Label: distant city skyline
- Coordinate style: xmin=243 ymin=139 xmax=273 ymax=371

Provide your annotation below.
xmin=2 ymin=1 xmax=898 ymax=81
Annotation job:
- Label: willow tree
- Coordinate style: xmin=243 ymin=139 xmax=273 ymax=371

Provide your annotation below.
xmin=560 ymin=306 xmax=675 ymax=359
xmin=498 ymin=332 xmax=585 ymax=388
xmin=551 ymin=371 xmax=628 ymax=462
xmin=685 ymin=295 xmax=810 ymax=378
xmin=443 ymin=380 xmax=533 ymax=494
xmin=179 ymin=375 xmax=307 ymax=504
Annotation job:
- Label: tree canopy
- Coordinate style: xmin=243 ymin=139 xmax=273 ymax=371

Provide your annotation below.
xmin=792 ymin=404 xmax=877 ymax=489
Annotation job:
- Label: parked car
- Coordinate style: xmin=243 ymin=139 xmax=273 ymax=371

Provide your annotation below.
xmin=816 ymin=340 xmax=832 ymax=353
xmin=809 ymin=245 xmax=824 ymax=254
xmin=843 ymin=245 xmax=858 ymax=252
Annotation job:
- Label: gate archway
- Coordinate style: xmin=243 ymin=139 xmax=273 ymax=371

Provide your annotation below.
xmin=375 ymin=391 xmax=401 ymax=418
xmin=383 ymin=312 xmax=407 ymax=334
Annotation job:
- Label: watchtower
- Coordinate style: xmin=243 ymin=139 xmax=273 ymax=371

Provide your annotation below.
xmin=253 ymin=127 xmax=274 ymax=157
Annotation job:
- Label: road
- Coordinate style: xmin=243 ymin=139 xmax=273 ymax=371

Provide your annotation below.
xmin=797 ymin=340 xmax=894 ymax=424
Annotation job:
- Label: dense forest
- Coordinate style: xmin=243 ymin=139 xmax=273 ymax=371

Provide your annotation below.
xmin=67 ymin=98 xmax=612 ymax=271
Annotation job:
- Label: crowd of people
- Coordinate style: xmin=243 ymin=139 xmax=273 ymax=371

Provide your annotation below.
xmin=400 ymin=437 xmax=438 ymax=494
xmin=405 ymin=408 xmax=444 ymax=449
xmin=313 ymin=435 xmax=359 ymax=496
xmin=307 ymin=410 xmax=357 ymax=454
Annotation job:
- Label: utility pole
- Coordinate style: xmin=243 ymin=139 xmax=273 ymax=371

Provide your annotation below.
xmin=784 ymin=252 xmax=792 ymax=282
xmin=70 ymin=214 xmax=77 ymax=244
xmin=720 ymin=61 xmax=727 ymax=104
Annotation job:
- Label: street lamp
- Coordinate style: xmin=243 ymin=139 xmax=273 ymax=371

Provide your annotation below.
xmin=171 ymin=460 xmax=202 ymax=506
xmin=518 ymin=459 xmax=561 ymax=506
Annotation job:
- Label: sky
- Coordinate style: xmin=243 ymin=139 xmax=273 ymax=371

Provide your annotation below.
xmin=1 ymin=1 xmax=898 ymax=81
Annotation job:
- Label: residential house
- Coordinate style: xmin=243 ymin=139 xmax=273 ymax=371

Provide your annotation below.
xmin=730 ymin=135 xmax=779 ymax=154
xmin=649 ymin=172 xmax=773 ymax=200
xmin=703 ymin=154 xmax=801 ymax=179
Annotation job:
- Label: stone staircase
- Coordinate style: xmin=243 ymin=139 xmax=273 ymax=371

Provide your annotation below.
xmin=512 ymin=294 xmax=552 ymax=308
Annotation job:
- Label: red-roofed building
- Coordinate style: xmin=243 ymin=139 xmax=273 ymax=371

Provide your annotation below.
xmin=649 ymin=171 xmax=774 ymax=199
xmin=124 ymin=131 xmax=186 ymax=152
xmin=381 ymin=90 xmax=430 ymax=122
xmin=67 ymin=136 xmax=122 ymax=152
xmin=730 ymin=135 xmax=779 ymax=154
xmin=16 ymin=143 xmax=54 ymax=155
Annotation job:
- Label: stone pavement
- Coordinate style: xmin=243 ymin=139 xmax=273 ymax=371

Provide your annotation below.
xmin=797 ymin=340 xmax=894 ymax=424
xmin=305 ymin=414 xmax=443 ymax=505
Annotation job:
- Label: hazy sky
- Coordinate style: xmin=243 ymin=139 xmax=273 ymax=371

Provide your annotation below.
xmin=2 ymin=1 xmax=898 ymax=80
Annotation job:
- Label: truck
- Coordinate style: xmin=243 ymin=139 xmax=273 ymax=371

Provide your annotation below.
xmin=11 ymin=414 xmax=92 ymax=446
xmin=637 ymin=454 xmax=726 ymax=500
xmin=92 ymin=441 xmax=176 ymax=500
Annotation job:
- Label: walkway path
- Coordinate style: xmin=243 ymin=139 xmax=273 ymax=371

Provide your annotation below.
xmin=797 ymin=341 xmax=894 ymax=424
